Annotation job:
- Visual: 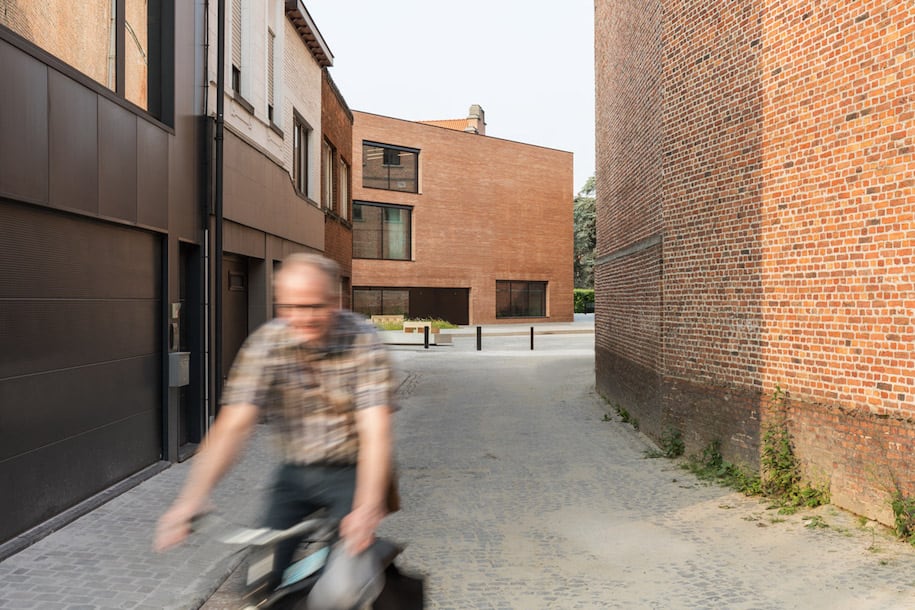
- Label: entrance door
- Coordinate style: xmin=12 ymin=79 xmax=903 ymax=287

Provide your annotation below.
xmin=177 ymin=242 xmax=203 ymax=457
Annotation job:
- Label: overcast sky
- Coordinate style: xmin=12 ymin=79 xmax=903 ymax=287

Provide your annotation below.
xmin=304 ymin=1 xmax=595 ymax=194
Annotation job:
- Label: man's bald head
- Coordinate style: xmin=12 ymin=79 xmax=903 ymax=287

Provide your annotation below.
xmin=274 ymin=254 xmax=341 ymax=343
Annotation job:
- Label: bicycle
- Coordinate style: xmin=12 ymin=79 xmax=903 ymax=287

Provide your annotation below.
xmin=192 ymin=511 xmax=422 ymax=609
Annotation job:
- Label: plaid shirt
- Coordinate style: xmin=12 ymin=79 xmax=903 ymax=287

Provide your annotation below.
xmin=221 ymin=310 xmax=394 ymax=465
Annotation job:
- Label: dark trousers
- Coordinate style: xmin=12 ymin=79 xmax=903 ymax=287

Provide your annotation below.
xmin=262 ymin=462 xmax=356 ymax=582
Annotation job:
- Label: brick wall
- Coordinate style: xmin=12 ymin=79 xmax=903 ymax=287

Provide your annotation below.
xmin=351 ymin=111 xmax=574 ymax=325
xmin=322 ymin=69 xmax=353 ymax=309
xmin=595 ymin=0 xmax=915 ymax=523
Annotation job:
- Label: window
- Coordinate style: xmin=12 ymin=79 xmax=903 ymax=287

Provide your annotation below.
xmin=353 ymin=202 xmax=411 ymax=260
xmin=362 ymin=142 xmax=419 ymax=193
xmin=293 ymin=114 xmax=310 ymax=196
xmin=1 ymin=0 xmax=172 ymax=122
xmin=322 ymin=140 xmax=335 ymax=210
xmin=267 ymin=28 xmax=275 ymax=123
xmin=353 ymin=288 xmax=409 ymax=317
xmin=231 ymin=0 xmax=242 ymax=94
xmin=339 ymin=160 xmax=350 ymax=220
xmin=496 ymin=281 xmax=547 ymax=318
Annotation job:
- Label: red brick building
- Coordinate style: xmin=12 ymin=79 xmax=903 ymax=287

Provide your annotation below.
xmin=351 ymin=106 xmax=574 ymax=325
xmin=321 ymin=70 xmax=354 ymax=310
xmin=595 ymin=0 xmax=914 ymax=523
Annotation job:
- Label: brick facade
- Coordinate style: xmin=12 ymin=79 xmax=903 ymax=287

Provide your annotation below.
xmin=351 ymin=110 xmax=574 ymax=325
xmin=595 ymin=0 xmax=914 ymax=523
xmin=321 ymin=70 xmax=354 ymax=310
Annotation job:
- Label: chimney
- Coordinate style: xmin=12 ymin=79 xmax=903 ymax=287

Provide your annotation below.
xmin=464 ymin=104 xmax=486 ymax=135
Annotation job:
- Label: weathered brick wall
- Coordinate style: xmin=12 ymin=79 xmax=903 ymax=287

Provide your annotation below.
xmin=593 ymin=0 xmax=666 ymax=430
xmin=758 ymin=1 xmax=915 ymax=521
xmin=595 ymin=0 xmax=915 ymax=522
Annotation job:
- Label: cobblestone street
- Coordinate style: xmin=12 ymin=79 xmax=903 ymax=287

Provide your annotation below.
xmin=4 ymin=328 xmax=915 ymax=609
xmin=374 ymin=333 xmax=915 ymax=609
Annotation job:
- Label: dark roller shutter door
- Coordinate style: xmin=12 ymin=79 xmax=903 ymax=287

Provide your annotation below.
xmin=0 ymin=204 xmax=162 ymax=543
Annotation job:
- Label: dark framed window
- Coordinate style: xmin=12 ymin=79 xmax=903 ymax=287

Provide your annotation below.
xmin=496 ymin=281 xmax=547 ymax=318
xmin=1 ymin=0 xmax=174 ymax=123
xmin=362 ymin=141 xmax=419 ymax=193
xmin=293 ymin=113 xmax=310 ymax=196
xmin=353 ymin=202 xmax=411 ymax=260
xmin=353 ymin=288 xmax=409 ymax=317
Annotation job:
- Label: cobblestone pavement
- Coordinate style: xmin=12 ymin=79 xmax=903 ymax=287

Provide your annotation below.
xmin=4 ymin=321 xmax=915 ymax=609
xmin=372 ymin=333 xmax=915 ymax=609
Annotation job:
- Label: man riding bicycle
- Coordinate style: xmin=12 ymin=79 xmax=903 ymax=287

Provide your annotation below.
xmin=155 ymin=253 xmax=397 ymax=606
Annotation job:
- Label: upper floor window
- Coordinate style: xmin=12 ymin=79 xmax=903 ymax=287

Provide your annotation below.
xmin=339 ymin=160 xmax=350 ymax=220
xmin=362 ymin=142 xmax=419 ymax=193
xmin=293 ymin=113 xmax=311 ymax=196
xmin=1 ymin=0 xmax=173 ymax=122
xmin=267 ymin=27 xmax=276 ymax=123
xmin=496 ymin=281 xmax=547 ymax=318
xmin=353 ymin=202 xmax=411 ymax=260
xmin=231 ymin=0 xmax=242 ymax=94
xmin=322 ymin=140 xmax=335 ymax=210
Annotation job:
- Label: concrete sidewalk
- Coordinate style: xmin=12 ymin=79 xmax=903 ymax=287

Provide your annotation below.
xmin=0 ymin=319 xmax=593 ymax=609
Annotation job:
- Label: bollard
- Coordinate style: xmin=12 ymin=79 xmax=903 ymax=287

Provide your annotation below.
xmin=530 ymin=326 xmax=534 ymax=350
xmin=476 ymin=326 xmax=482 ymax=351
xmin=423 ymin=326 xmax=429 ymax=349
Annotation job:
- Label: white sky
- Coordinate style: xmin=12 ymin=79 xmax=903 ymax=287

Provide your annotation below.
xmin=304 ymin=1 xmax=595 ymax=194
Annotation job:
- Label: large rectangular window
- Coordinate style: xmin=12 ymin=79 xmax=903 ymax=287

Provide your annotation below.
xmin=293 ymin=113 xmax=310 ymax=196
xmin=1 ymin=0 xmax=171 ymax=121
xmin=496 ymin=281 xmax=547 ymax=318
xmin=353 ymin=202 xmax=411 ymax=260
xmin=362 ymin=141 xmax=419 ymax=193
xmin=353 ymin=288 xmax=409 ymax=317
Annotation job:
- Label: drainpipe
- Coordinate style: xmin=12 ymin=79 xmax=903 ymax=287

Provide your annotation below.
xmin=214 ymin=0 xmax=225 ymax=410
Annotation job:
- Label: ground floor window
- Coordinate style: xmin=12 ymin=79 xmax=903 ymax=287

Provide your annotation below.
xmin=353 ymin=287 xmax=409 ymax=317
xmin=496 ymin=280 xmax=547 ymax=318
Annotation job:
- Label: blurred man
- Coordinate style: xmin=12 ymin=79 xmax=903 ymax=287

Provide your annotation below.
xmin=155 ymin=253 xmax=395 ymax=594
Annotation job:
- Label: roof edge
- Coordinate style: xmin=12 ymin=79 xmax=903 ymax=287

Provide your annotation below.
xmin=285 ymin=1 xmax=334 ymax=68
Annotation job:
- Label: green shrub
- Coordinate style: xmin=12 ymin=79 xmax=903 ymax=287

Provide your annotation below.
xmin=574 ymin=289 xmax=594 ymax=313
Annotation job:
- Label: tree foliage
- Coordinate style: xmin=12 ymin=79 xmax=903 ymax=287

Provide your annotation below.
xmin=574 ymin=176 xmax=596 ymax=289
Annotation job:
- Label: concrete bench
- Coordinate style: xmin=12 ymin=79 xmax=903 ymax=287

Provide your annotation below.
xmin=371 ymin=314 xmax=405 ymax=326
xmin=403 ymin=321 xmax=439 ymax=334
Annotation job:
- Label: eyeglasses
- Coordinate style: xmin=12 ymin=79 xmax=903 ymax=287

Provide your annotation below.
xmin=274 ymin=303 xmax=331 ymax=312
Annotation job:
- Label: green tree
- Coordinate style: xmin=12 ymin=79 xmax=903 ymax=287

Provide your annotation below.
xmin=574 ymin=176 xmax=596 ymax=289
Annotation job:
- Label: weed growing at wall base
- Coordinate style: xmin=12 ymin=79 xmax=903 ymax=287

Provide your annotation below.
xmin=761 ymin=386 xmax=830 ymax=512
xmin=891 ymin=491 xmax=915 ymax=545
xmin=682 ymin=439 xmax=761 ymax=495
xmin=645 ymin=427 xmax=685 ymax=459
xmin=613 ymin=402 xmax=639 ymax=431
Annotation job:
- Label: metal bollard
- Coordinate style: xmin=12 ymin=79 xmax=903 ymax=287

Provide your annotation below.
xmin=530 ymin=327 xmax=534 ymax=350
xmin=476 ymin=326 xmax=482 ymax=351
xmin=424 ymin=326 xmax=430 ymax=349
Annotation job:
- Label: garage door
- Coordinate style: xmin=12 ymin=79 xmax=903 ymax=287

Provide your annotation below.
xmin=0 ymin=203 xmax=162 ymax=543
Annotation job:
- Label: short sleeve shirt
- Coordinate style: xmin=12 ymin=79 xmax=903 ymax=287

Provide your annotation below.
xmin=220 ymin=310 xmax=394 ymax=465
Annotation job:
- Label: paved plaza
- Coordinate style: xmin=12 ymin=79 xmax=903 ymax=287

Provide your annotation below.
xmin=3 ymin=319 xmax=915 ymax=608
